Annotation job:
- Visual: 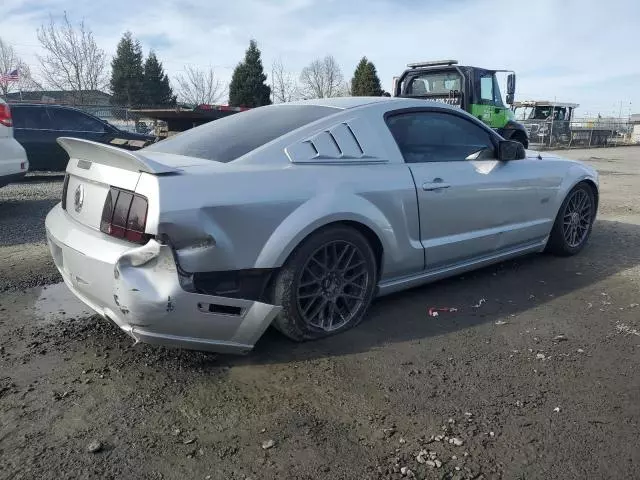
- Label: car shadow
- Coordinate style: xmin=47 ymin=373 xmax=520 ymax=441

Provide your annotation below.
xmin=228 ymin=219 xmax=640 ymax=366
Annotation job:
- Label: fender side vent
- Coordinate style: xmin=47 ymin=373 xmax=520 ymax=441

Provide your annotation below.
xmin=198 ymin=302 xmax=243 ymax=316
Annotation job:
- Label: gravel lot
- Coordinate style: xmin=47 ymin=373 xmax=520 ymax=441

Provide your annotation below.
xmin=1 ymin=148 xmax=639 ymax=480
xmin=0 ymin=173 xmax=63 ymax=291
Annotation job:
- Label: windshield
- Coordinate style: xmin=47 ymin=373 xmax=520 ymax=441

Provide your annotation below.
xmin=144 ymin=104 xmax=339 ymax=162
xmin=513 ymin=106 xmax=535 ymax=121
xmin=405 ymin=71 xmax=462 ymax=96
xmin=513 ymin=106 xmax=569 ymax=121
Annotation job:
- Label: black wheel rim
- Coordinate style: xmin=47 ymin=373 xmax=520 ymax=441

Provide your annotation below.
xmin=296 ymin=240 xmax=369 ymax=331
xmin=562 ymin=189 xmax=593 ymax=248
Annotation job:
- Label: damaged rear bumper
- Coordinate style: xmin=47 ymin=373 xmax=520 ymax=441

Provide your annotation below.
xmin=44 ymin=204 xmax=281 ymax=354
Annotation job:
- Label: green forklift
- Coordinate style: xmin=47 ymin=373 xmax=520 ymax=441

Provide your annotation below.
xmin=393 ymin=60 xmax=529 ymax=148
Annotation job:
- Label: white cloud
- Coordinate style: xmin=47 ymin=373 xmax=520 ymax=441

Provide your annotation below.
xmin=0 ymin=0 xmax=638 ymax=115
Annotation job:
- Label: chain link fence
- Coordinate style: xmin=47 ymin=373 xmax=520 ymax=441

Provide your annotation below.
xmin=72 ymin=105 xmax=159 ymax=135
xmin=520 ymin=117 xmax=637 ymax=149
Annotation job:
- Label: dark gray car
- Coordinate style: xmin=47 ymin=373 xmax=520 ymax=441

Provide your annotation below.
xmin=10 ymin=103 xmax=155 ymax=171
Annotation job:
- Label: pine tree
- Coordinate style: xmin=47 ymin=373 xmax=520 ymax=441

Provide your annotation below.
xmin=110 ymin=32 xmax=144 ymax=106
xmin=351 ymin=57 xmax=383 ymax=97
xmin=143 ymin=51 xmax=175 ymax=106
xmin=229 ymin=39 xmax=271 ymax=107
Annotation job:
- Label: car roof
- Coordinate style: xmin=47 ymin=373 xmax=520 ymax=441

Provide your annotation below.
xmin=9 ymin=103 xmax=70 ymax=108
xmin=275 ymin=96 xmax=461 ymax=112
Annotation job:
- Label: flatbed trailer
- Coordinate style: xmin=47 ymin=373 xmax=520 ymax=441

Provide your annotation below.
xmin=511 ymin=100 xmax=614 ymax=147
xmin=130 ymin=104 xmax=251 ymax=138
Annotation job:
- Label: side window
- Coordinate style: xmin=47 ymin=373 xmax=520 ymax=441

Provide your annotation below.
xmin=11 ymin=107 xmax=52 ymax=130
xmin=48 ymin=108 xmax=105 ymax=132
xmin=386 ymin=111 xmax=495 ymax=163
xmin=480 ymin=75 xmax=493 ymax=102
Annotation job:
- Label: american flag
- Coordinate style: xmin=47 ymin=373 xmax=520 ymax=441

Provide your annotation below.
xmin=0 ymin=69 xmax=19 ymax=82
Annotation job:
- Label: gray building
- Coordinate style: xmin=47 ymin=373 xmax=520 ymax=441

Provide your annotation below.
xmin=3 ymin=90 xmax=111 ymax=106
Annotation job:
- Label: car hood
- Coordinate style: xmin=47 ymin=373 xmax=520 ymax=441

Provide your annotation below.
xmin=525 ymin=149 xmax=568 ymax=161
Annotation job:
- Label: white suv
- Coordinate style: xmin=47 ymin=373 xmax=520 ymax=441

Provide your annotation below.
xmin=0 ymin=98 xmax=28 ymax=188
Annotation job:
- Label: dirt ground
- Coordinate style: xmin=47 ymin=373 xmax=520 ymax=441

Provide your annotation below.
xmin=1 ymin=148 xmax=639 ymax=480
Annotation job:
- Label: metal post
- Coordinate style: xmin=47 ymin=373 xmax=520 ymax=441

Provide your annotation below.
xmin=549 ymin=103 xmax=554 ymax=148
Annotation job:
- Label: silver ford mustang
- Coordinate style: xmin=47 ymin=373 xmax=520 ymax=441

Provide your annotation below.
xmin=45 ymin=97 xmax=598 ymax=354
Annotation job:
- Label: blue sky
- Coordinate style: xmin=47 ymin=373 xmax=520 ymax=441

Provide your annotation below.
xmin=0 ymin=0 xmax=638 ymax=116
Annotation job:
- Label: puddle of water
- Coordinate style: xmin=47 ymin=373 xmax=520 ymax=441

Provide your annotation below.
xmin=34 ymin=282 xmax=94 ymax=323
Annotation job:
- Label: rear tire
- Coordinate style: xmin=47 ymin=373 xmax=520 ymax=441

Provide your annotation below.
xmin=545 ymin=182 xmax=595 ymax=256
xmin=272 ymin=225 xmax=377 ymax=342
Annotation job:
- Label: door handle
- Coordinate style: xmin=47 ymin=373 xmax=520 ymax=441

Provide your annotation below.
xmin=422 ymin=179 xmax=451 ymax=191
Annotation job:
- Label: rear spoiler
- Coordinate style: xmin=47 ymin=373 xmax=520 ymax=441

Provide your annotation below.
xmin=57 ymin=137 xmax=178 ymax=175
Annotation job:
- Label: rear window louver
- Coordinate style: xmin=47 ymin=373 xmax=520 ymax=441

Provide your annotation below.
xmin=286 ymin=121 xmax=382 ymax=164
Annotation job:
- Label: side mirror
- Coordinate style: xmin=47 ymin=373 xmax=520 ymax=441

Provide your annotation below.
xmin=505 ymin=93 xmax=514 ymax=105
xmin=506 ymin=73 xmax=516 ymax=95
xmin=498 ymin=140 xmax=526 ymax=161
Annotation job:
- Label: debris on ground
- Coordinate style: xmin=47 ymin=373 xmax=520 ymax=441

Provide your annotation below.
xmin=554 ymin=407 xmax=561 ymax=413
xmin=86 ymin=440 xmax=103 ymax=453
xmin=472 ymin=298 xmax=486 ymax=308
xmin=449 ymin=437 xmax=464 ymax=446
xmin=536 ymin=353 xmax=547 ymax=360
xmin=428 ymin=307 xmax=458 ymax=317
xmin=615 ymin=323 xmax=640 ymax=336
xmin=495 ymin=320 xmax=508 ymax=325
xmin=400 ymin=466 xmax=414 ymax=476
xmin=553 ymin=335 xmax=568 ymax=342
xmin=261 ymin=439 xmax=275 ymax=450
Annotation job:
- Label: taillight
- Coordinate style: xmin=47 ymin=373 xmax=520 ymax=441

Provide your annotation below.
xmin=100 ymin=187 xmax=149 ymax=244
xmin=0 ymin=103 xmax=12 ymax=127
xmin=61 ymin=174 xmax=70 ymax=210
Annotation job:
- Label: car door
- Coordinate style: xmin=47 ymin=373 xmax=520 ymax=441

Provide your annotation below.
xmin=47 ymin=107 xmax=110 ymax=170
xmin=11 ymin=105 xmax=58 ymax=171
xmin=385 ymin=109 xmax=551 ymax=270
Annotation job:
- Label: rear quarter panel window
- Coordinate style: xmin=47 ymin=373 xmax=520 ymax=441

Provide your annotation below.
xmin=48 ymin=108 xmax=106 ymax=132
xmin=11 ymin=106 xmax=53 ymax=130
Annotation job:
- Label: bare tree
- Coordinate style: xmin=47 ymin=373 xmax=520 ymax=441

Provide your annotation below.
xmin=0 ymin=37 xmax=41 ymax=96
xmin=271 ymin=58 xmax=298 ymax=103
xmin=174 ymin=65 xmax=225 ymax=105
xmin=299 ymin=55 xmax=346 ymax=99
xmin=36 ymin=12 xmax=107 ymax=102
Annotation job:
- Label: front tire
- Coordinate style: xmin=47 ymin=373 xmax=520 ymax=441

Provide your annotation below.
xmin=512 ymin=131 xmax=529 ymax=149
xmin=272 ymin=225 xmax=378 ymax=342
xmin=545 ymin=182 xmax=596 ymax=256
